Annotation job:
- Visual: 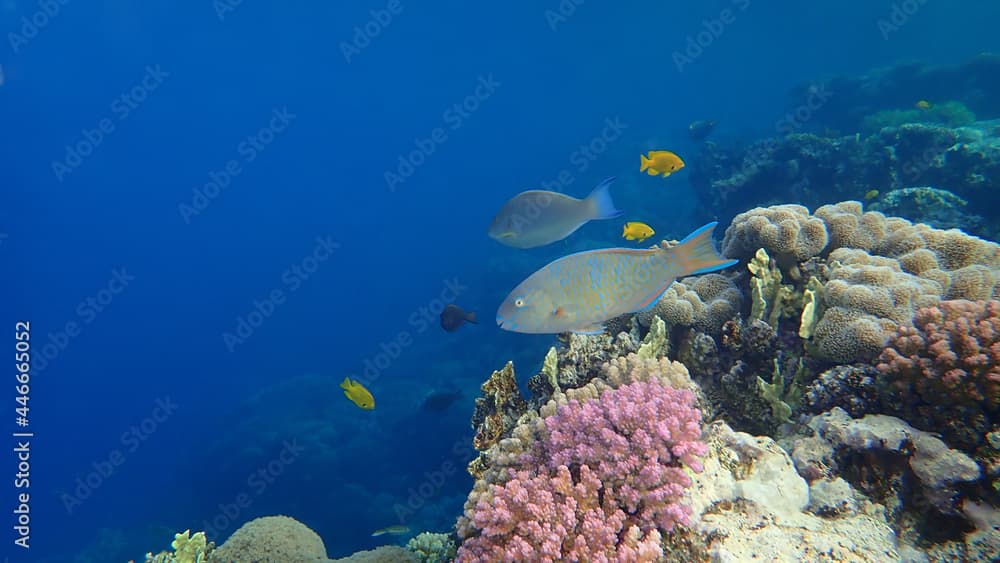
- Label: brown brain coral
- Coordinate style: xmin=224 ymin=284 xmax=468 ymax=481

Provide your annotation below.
xmin=813 ymin=201 xmax=1000 ymax=300
xmin=810 ymin=248 xmax=942 ymax=363
xmin=636 ymin=274 xmax=741 ymax=335
xmin=815 ymin=201 xmax=889 ymax=252
xmin=213 ymin=515 xmax=330 ymax=563
xmin=721 ymin=204 xmax=829 ymax=262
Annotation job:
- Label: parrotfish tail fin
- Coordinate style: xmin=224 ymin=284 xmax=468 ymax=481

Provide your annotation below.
xmin=668 ymin=222 xmax=739 ymax=277
xmin=640 ymin=154 xmax=650 ymax=172
xmin=586 ymin=176 xmax=623 ymax=220
xmin=465 ymin=311 xmax=478 ymax=324
xmin=340 ymin=377 xmax=351 ymax=390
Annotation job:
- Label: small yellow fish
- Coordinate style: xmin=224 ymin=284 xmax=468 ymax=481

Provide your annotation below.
xmin=915 ymin=100 xmax=932 ymax=110
xmin=371 ymin=525 xmax=410 ymax=537
xmin=622 ymin=221 xmax=655 ymax=242
xmin=340 ymin=377 xmax=374 ymax=410
xmin=864 ymin=189 xmax=879 ymax=200
xmin=640 ymin=150 xmax=685 ymax=178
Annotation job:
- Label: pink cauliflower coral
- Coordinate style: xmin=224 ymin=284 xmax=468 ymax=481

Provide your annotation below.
xmin=877 ymin=299 xmax=1000 ymax=407
xmin=456 ymin=381 xmax=705 ymax=563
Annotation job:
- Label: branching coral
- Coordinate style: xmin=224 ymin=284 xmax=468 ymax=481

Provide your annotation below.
xmin=876 ymin=300 xmax=1000 ymax=450
xmin=456 ymin=359 xmax=705 ymax=562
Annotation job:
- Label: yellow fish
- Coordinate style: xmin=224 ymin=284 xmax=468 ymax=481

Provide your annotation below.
xmin=915 ymin=100 xmax=932 ymax=110
xmin=371 ymin=525 xmax=410 ymax=537
xmin=864 ymin=189 xmax=879 ymax=200
xmin=640 ymin=150 xmax=685 ymax=178
xmin=340 ymin=377 xmax=374 ymax=410
xmin=622 ymin=221 xmax=655 ymax=242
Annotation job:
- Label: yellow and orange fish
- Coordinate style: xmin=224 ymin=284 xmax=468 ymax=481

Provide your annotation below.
xmin=341 ymin=377 xmax=375 ymax=410
xmin=915 ymin=100 xmax=932 ymax=110
xmin=640 ymin=150 xmax=685 ymax=178
xmin=622 ymin=221 xmax=655 ymax=242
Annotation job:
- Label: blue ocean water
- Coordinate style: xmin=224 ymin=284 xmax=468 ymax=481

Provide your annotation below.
xmin=2 ymin=1 xmax=998 ymax=561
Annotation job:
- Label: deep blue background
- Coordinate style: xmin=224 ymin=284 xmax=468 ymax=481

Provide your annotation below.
xmin=2 ymin=1 xmax=999 ymax=560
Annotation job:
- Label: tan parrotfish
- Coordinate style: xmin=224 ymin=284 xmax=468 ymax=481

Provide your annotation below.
xmin=488 ymin=177 xmax=622 ymax=249
xmin=496 ymin=222 xmax=737 ymax=334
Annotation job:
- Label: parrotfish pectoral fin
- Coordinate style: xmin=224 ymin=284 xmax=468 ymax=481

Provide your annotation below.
xmin=640 ymin=154 xmax=650 ymax=172
xmin=671 ymin=222 xmax=739 ymax=276
xmin=585 ymin=177 xmax=623 ymax=220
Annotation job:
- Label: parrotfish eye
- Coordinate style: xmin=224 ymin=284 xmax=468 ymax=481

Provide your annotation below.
xmin=514 ymin=298 xmax=525 ymax=308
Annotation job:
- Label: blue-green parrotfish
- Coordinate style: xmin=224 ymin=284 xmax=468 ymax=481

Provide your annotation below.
xmin=488 ymin=177 xmax=622 ymax=249
xmin=496 ymin=222 xmax=737 ymax=334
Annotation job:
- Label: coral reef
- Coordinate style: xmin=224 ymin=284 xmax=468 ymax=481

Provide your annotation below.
xmin=861 ymin=100 xmax=976 ymax=134
xmin=406 ymin=532 xmax=457 ymax=563
xmin=683 ymin=421 xmax=900 ymax=561
xmin=876 ymin=299 xmax=1000 ymax=453
xmin=691 ymin=121 xmax=1000 ymax=234
xmin=457 ymin=356 xmax=704 ymax=561
xmin=784 ymin=408 xmax=998 ymax=559
xmin=785 ymin=55 xmax=1000 ymax=134
xmin=330 ymin=546 xmax=419 ymax=563
xmin=525 ymin=330 xmax=641 ymax=406
xmin=145 ymin=530 xmax=213 ymax=563
xmin=804 ymin=408 xmax=982 ymax=513
xmin=212 ymin=516 xmax=330 ymax=563
xmin=803 ymin=363 xmax=881 ymax=418
xmin=721 ymin=204 xmax=828 ymax=264
xmin=869 ymin=186 xmax=984 ymax=232
xmin=635 ymin=275 xmax=742 ymax=337
xmin=469 ymin=361 xmax=526 ymax=454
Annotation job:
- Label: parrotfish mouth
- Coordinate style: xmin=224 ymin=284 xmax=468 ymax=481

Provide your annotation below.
xmin=499 ymin=232 xmax=516 ymax=239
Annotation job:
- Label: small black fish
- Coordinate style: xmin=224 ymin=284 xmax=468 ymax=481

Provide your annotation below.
xmin=422 ymin=390 xmax=463 ymax=412
xmin=440 ymin=304 xmax=477 ymax=332
xmin=688 ymin=119 xmax=718 ymax=141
